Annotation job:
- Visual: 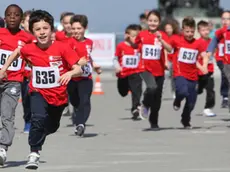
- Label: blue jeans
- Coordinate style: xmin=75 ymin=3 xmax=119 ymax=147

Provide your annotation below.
xmin=21 ymin=78 xmax=31 ymax=123
xmin=174 ymin=76 xmax=197 ymax=123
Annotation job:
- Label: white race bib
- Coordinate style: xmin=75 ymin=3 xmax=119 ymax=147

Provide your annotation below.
xmin=122 ymin=55 xmax=139 ymax=68
xmin=0 ymin=49 xmax=22 ymax=71
xmin=81 ymin=62 xmax=92 ymax=77
xmin=218 ymin=43 xmax=224 ymax=56
xmin=32 ymin=66 xmax=60 ymax=88
xmin=178 ymin=48 xmax=198 ymax=64
xmin=142 ymin=44 xmax=161 ymax=60
xmin=225 ymin=40 xmax=230 ymax=54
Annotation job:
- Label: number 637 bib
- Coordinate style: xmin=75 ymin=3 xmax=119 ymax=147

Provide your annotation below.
xmin=32 ymin=66 xmax=60 ymax=88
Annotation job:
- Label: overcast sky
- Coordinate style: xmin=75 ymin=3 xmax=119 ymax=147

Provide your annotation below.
xmin=0 ymin=0 xmax=229 ymax=33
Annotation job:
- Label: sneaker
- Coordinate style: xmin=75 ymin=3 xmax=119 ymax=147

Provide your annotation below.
xmin=181 ymin=120 xmax=192 ymax=129
xmin=24 ymin=123 xmax=31 ymax=134
xmin=131 ymin=109 xmax=140 ymax=121
xmin=221 ymin=98 xmax=228 ymax=108
xmin=173 ymin=99 xmax=181 ymax=111
xmin=203 ymin=109 xmax=216 ymax=117
xmin=25 ymin=152 xmax=40 ymax=170
xmin=0 ymin=148 xmax=6 ymax=166
xmin=139 ymin=104 xmax=149 ymax=120
xmin=75 ymin=124 xmax=85 ymax=137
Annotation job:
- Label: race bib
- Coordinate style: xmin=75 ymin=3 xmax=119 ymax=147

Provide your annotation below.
xmin=0 ymin=49 xmax=22 ymax=71
xmin=32 ymin=66 xmax=60 ymax=88
xmin=178 ymin=48 xmax=198 ymax=64
xmin=81 ymin=62 xmax=92 ymax=77
xmin=225 ymin=40 xmax=230 ymax=54
xmin=218 ymin=43 xmax=224 ymax=56
xmin=142 ymin=44 xmax=161 ymax=60
xmin=122 ymin=55 xmax=139 ymax=68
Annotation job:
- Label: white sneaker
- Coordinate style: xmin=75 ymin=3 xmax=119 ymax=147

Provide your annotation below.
xmin=0 ymin=148 xmax=6 ymax=166
xmin=25 ymin=152 xmax=40 ymax=170
xmin=203 ymin=109 xmax=216 ymax=117
xmin=139 ymin=104 xmax=149 ymax=120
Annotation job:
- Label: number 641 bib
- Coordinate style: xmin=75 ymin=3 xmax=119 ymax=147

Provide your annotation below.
xmin=32 ymin=66 xmax=60 ymax=89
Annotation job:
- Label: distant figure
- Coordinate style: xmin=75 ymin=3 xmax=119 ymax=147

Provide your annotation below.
xmin=208 ymin=20 xmax=216 ymax=39
xmin=139 ymin=13 xmax=148 ymax=30
xmin=0 ymin=17 xmax=5 ymax=28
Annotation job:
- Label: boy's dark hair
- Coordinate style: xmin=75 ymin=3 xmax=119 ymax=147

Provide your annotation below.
xmin=29 ymin=10 xmax=54 ymax=33
xmin=221 ymin=10 xmax=230 ymax=17
xmin=125 ymin=24 xmax=142 ymax=34
xmin=70 ymin=15 xmax=88 ymax=28
xmin=60 ymin=12 xmax=75 ymax=22
xmin=182 ymin=16 xmax=196 ymax=28
xmin=147 ymin=9 xmax=161 ymax=22
xmin=197 ymin=20 xmax=209 ymax=30
xmin=139 ymin=13 xmax=146 ymax=20
xmin=22 ymin=10 xmax=34 ymax=21
xmin=5 ymin=4 xmax=23 ymax=17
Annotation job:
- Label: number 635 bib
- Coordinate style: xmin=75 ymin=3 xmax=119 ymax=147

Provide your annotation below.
xmin=32 ymin=66 xmax=60 ymax=88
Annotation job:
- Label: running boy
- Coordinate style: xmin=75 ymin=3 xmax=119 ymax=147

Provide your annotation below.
xmin=196 ymin=20 xmax=216 ymax=117
xmin=114 ymin=24 xmax=143 ymax=120
xmin=171 ymin=17 xmax=209 ymax=128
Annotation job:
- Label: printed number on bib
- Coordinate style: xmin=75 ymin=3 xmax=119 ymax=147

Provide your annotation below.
xmin=225 ymin=40 xmax=230 ymax=54
xmin=122 ymin=55 xmax=139 ymax=68
xmin=178 ymin=48 xmax=198 ymax=64
xmin=142 ymin=45 xmax=161 ymax=60
xmin=0 ymin=49 xmax=22 ymax=71
xmin=218 ymin=43 xmax=224 ymax=56
xmin=82 ymin=62 xmax=92 ymax=77
xmin=32 ymin=66 xmax=60 ymax=88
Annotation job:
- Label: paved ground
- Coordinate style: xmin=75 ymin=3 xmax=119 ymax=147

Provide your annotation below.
xmin=2 ymin=71 xmax=230 ymax=172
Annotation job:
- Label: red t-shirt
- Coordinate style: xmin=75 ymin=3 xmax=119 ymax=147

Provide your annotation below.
xmin=167 ymin=34 xmax=179 ymax=62
xmin=170 ymin=36 xmax=203 ymax=81
xmin=135 ymin=30 xmax=169 ymax=76
xmin=197 ymin=37 xmax=214 ymax=75
xmin=20 ymin=41 xmax=80 ymax=106
xmin=71 ymin=38 xmax=93 ymax=81
xmin=0 ymin=28 xmax=34 ymax=82
xmin=115 ymin=42 xmax=144 ymax=78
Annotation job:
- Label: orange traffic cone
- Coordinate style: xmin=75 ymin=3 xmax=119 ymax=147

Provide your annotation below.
xmin=92 ymin=75 xmax=104 ymax=95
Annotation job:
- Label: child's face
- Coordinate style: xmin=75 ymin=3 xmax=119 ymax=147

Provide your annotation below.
xmin=165 ymin=24 xmax=173 ymax=36
xmin=221 ymin=12 xmax=230 ymax=27
xmin=147 ymin=14 xmax=160 ymax=31
xmin=21 ymin=15 xmax=30 ymax=32
xmin=126 ymin=30 xmax=139 ymax=44
xmin=32 ymin=20 xmax=52 ymax=45
xmin=183 ymin=26 xmax=195 ymax=41
xmin=5 ymin=6 xmax=22 ymax=29
xmin=61 ymin=15 xmax=73 ymax=34
xmin=198 ymin=26 xmax=210 ymax=39
xmin=71 ymin=22 xmax=86 ymax=40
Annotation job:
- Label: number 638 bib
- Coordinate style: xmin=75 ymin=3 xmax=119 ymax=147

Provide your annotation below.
xmin=0 ymin=49 xmax=22 ymax=71
xmin=32 ymin=66 xmax=60 ymax=88
xmin=122 ymin=55 xmax=139 ymax=68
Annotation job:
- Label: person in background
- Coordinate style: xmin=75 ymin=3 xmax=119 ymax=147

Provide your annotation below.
xmin=20 ymin=10 xmax=34 ymax=133
xmin=215 ymin=11 xmax=230 ymax=108
xmin=0 ymin=17 xmax=5 ymax=28
xmin=208 ymin=20 xmax=216 ymax=39
xmin=162 ymin=19 xmax=180 ymax=99
xmin=139 ymin=13 xmax=148 ymax=30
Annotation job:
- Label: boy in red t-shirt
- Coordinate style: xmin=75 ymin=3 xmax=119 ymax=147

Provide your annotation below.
xmin=114 ymin=24 xmax=143 ymax=120
xmin=196 ymin=20 xmax=216 ymax=117
xmin=170 ymin=17 xmax=208 ymax=128
xmin=0 ymin=10 xmax=86 ymax=169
